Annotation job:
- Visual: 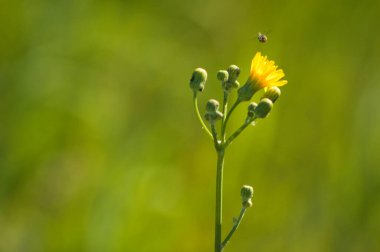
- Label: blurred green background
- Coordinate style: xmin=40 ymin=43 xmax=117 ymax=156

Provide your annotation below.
xmin=1 ymin=0 xmax=380 ymax=251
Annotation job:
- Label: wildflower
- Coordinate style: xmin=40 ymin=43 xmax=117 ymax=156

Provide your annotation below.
xmin=238 ymin=52 xmax=287 ymax=101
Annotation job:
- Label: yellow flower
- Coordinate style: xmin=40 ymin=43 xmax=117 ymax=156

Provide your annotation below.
xmin=238 ymin=52 xmax=287 ymax=101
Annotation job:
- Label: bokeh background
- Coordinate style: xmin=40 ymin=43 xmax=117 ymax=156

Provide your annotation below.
xmin=1 ymin=0 xmax=380 ymax=251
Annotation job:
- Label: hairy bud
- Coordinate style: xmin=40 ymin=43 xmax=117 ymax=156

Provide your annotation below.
xmin=262 ymin=86 xmax=281 ymax=103
xmin=217 ymin=70 xmax=229 ymax=82
xmin=241 ymin=185 xmax=254 ymax=208
xmin=205 ymin=99 xmax=223 ymax=123
xmin=254 ymin=98 xmax=273 ymax=118
xmin=190 ymin=68 xmax=207 ymax=92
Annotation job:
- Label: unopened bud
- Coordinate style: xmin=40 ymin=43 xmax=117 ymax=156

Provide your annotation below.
xmin=241 ymin=185 xmax=254 ymax=200
xmin=205 ymin=99 xmax=219 ymax=113
xmin=217 ymin=70 xmax=229 ymax=82
xmin=242 ymin=199 xmax=253 ymax=208
xmin=254 ymin=98 xmax=273 ymax=118
xmin=190 ymin=68 xmax=207 ymax=92
xmin=247 ymin=102 xmax=257 ymax=117
xmin=232 ymin=80 xmax=240 ymax=88
xmin=241 ymin=185 xmax=254 ymax=208
xmin=205 ymin=99 xmax=223 ymax=123
xmin=222 ymin=80 xmax=240 ymax=93
xmin=222 ymin=65 xmax=240 ymax=93
xmin=227 ymin=65 xmax=240 ymax=81
xmin=262 ymin=86 xmax=281 ymax=103
xmin=205 ymin=111 xmax=224 ymax=123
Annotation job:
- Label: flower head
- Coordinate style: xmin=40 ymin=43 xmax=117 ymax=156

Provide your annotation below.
xmin=238 ymin=52 xmax=287 ymax=101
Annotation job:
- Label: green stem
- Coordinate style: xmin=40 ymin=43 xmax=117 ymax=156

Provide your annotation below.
xmin=224 ymin=117 xmax=256 ymax=148
xmin=224 ymin=122 xmax=249 ymax=147
xmin=193 ymin=92 xmax=213 ymax=139
xmin=220 ymin=92 xmax=228 ymax=142
xmin=215 ymin=148 xmax=225 ymax=252
xmin=221 ymin=99 xmax=241 ymax=139
xmin=211 ymin=124 xmax=220 ymax=150
xmin=222 ymin=207 xmax=247 ymax=248
xmin=214 ymin=92 xmax=229 ymax=252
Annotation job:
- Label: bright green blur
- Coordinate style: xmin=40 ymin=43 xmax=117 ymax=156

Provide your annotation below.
xmin=1 ymin=0 xmax=380 ymax=251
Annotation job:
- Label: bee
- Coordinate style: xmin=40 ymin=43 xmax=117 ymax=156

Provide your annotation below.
xmin=258 ymin=32 xmax=268 ymax=43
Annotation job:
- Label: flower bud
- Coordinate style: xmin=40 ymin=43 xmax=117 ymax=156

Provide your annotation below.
xmin=222 ymin=80 xmax=240 ymax=93
xmin=254 ymin=98 xmax=273 ymax=118
xmin=221 ymin=66 xmax=240 ymax=93
xmin=227 ymin=65 xmax=240 ymax=81
xmin=232 ymin=80 xmax=240 ymax=88
xmin=217 ymin=70 xmax=229 ymax=82
xmin=247 ymin=102 xmax=257 ymax=117
xmin=241 ymin=185 xmax=254 ymax=208
xmin=205 ymin=99 xmax=223 ymax=123
xmin=262 ymin=86 xmax=281 ymax=103
xmin=205 ymin=111 xmax=224 ymax=122
xmin=242 ymin=199 xmax=253 ymax=208
xmin=241 ymin=185 xmax=254 ymax=200
xmin=189 ymin=68 xmax=207 ymax=92
xmin=205 ymin=99 xmax=219 ymax=113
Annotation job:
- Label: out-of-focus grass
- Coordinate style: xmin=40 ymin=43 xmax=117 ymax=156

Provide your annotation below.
xmin=1 ymin=0 xmax=380 ymax=251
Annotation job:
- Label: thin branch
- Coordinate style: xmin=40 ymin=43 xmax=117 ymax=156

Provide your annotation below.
xmin=221 ymin=99 xmax=241 ymax=139
xmin=193 ymin=92 xmax=213 ymax=139
xmin=222 ymin=207 xmax=247 ymax=249
xmin=224 ymin=116 xmax=256 ymax=148
xmin=220 ymin=92 xmax=228 ymax=143
xmin=211 ymin=123 xmax=221 ymax=150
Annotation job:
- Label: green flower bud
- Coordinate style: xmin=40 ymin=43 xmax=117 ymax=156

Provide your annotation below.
xmin=205 ymin=111 xmax=224 ymax=122
xmin=205 ymin=99 xmax=223 ymax=123
xmin=247 ymin=102 xmax=257 ymax=118
xmin=242 ymin=199 xmax=253 ymax=208
xmin=254 ymin=98 xmax=273 ymax=118
xmin=222 ymin=80 xmax=240 ymax=93
xmin=205 ymin=99 xmax=219 ymax=113
xmin=241 ymin=185 xmax=254 ymax=208
xmin=262 ymin=86 xmax=281 ymax=103
xmin=227 ymin=65 xmax=240 ymax=81
xmin=217 ymin=70 xmax=229 ymax=82
xmin=190 ymin=68 xmax=207 ymax=92
xmin=221 ymin=66 xmax=240 ymax=93
xmin=232 ymin=80 xmax=240 ymax=88
xmin=241 ymin=185 xmax=254 ymax=201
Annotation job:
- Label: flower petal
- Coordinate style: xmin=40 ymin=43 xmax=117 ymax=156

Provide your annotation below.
xmin=248 ymin=52 xmax=287 ymax=91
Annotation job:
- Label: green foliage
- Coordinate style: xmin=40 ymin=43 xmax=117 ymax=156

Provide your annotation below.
xmin=1 ymin=0 xmax=380 ymax=251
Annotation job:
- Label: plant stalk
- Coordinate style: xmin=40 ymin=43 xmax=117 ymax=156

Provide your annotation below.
xmin=215 ymin=148 xmax=225 ymax=252
xmin=193 ymin=92 xmax=213 ymax=139
xmin=221 ymin=99 xmax=240 ymax=138
xmin=222 ymin=207 xmax=247 ymax=248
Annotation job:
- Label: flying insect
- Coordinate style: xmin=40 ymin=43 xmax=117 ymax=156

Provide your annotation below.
xmin=258 ymin=32 xmax=268 ymax=43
